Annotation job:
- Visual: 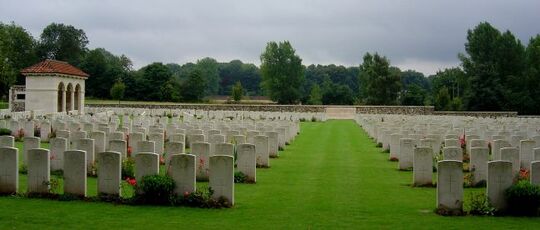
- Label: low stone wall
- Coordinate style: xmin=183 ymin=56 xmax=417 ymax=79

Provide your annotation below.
xmin=433 ymin=111 xmax=518 ymax=117
xmin=86 ymin=103 xmax=518 ymax=117
xmin=86 ymin=103 xmax=327 ymax=113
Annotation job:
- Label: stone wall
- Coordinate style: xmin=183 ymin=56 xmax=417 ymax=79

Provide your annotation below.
xmin=86 ymin=103 xmax=518 ymax=117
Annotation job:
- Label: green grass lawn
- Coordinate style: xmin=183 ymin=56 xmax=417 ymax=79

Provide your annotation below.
xmin=1 ymin=120 xmax=539 ymax=229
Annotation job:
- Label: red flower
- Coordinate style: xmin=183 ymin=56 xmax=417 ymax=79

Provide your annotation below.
xmin=127 ymin=146 xmax=132 ymax=157
xmin=160 ymin=155 xmax=165 ymax=165
xmin=125 ymin=177 xmax=137 ymax=186
xmin=519 ymin=168 xmax=530 ymax=181
xmin=183 ymin=191 xmax=190 ymax=197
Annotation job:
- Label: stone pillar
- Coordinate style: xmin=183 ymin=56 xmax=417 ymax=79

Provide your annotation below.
xmin=79 ymin=91 xmax=85 ymax=114
xmin=69 ymin=89 xmax=74 ymax=112
xmin=61 ymin=89 xmax=66 ymax=113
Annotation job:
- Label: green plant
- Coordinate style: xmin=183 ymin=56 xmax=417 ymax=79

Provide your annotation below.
xmin=465 ymin=191 xmax=495 ymax=215
xmin=234 ymin=171 xmax=247 ymax=183
xmin=122 ymin=158 xmax=135 ymax=179
xmin=504 ymin=180 xmax=540 ymax=216
xmin=0 ymin=128 xmax=11 ymax=136
xmin=135 ymin=175 xmax=176 ymax=205
xmin=311 ymin=117 xmax=317 ymax=122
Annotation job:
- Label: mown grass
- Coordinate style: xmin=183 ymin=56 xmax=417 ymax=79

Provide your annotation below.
xmin=0 ymin=120 xmax=539 ymax=229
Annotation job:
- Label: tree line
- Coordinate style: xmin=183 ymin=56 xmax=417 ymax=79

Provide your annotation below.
xmin=0 ymin=21 xmax=539 ymax=114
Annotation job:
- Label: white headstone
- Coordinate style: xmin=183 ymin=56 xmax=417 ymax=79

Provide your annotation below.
xmin=413 ymin=147 xmax=433 ymax=186
xmin=487 ymin=161 xmax=513 ymax=211
xmin=209 ymin=155 xmax=234 ymax=206
xmin=97 ymin=151 xmax=121 ymax=196
xmin=167 ymin=154 xmax=196 ymax=195
xmin=27 ymin=148 xmax=50 ymax=194
xmin=63 ymin=150 xmax=87 ymax=196
xmin=437 ymin=160 xmax=463 ymax=213
xmin=0 ymin=147 xmax=18 ymax=194
xmin=135 ymin=153 xmax=159 ymax=182
xmin=469 ymin=147 xmax=488 ymax=185
xmin=50 ymin=137 xmax=67 ymax=171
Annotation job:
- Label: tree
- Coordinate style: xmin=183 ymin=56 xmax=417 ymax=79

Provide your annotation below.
xmin=459 ymin=22 xmax=526 ymax=111
xmin=80 ymin=48 xmax=132 ymax=98
xmin=138 ymin=63 xmax=172 ymax=101
xmin=435 ymin=87 xmax=451 ymax=111
xmin=110 ymin=81 xmax=125 ymax=104
xmin=400 ymin=84 xmax=427 ymax=106
xmin=523 ymin=35 xmax=540 ymax=114
xmin=196 ymin=57 xmax=219 ymax=96
xmin=180 ymin=69 xmax=207 ymax=102
xmin=0 ymin=22 xmax=37 ymax=99
xmin=308 ymin=85 xmax=322 ymax=105
xmin=37 ymin=23 xmax=88 ymax=65
xmin=260 ymin=41 xmax=304 ymax=104
xmin=231 ymin=81 xmax=243 ymax=102
xmin=359 ymin=53 xmax=401 ymax=105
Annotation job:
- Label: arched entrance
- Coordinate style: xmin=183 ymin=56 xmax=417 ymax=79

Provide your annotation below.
xmin=66 ymin=83 xmax=73 ymax=112
xmin=75 ymin=84 xmax=81 ymax=111
xmin=57 ymin=82 xmax=64 ymax=112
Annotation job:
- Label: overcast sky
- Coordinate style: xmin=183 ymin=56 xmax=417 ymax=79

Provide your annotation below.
xmin=1 ymin=0 xmax=539 ymax=75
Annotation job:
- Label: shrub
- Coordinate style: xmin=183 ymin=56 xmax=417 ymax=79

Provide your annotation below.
xmin=172 ymin=187 xmax=231 ymax=208
xmin=465 ymin=191 xmax=495 ymax=215
xmin=234 ymin=171 xmax=247 ymax=183
xmin=135 ymin=175 xmax=176 ymax=205
xmin=0 ymin=128 xmax=11 ymax=136
xmin=504 ymin=180 xmax=540 ymax=216
xmin=122 ymin=158 xmax=135 ymax=179
xmin=311 ymin=117 xmax=317 ymax=122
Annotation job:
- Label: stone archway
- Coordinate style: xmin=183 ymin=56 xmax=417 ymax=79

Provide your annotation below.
xmin=66 ymin=83 xmax=73 ymax=112
xmin=57 ymin=82 xmax=65 ymax=112
xmin=75 ymin=84 xmax=81 ymax=111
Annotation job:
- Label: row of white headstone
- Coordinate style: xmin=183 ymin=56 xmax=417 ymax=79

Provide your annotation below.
xmin=0 ymin=147 xmax=236 ymax=204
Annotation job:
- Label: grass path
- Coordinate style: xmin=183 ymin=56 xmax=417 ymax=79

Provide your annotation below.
xmin=0 ymin=120 xmax=539 ymax=229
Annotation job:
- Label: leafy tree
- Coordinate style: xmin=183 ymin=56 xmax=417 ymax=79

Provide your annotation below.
xmin=400 ymin=84 xmax=427 ymax=106
xmin=138 ymin=63 xmax=172 ymax=101
xmin=308 ymin=85 xmax=322 ymax=105
xmin=110 ymin=81 xmax=125 ymax=104
xmin=459 ymin=22 xmax=526 ymax=111
xmin=428 ymin=68 xmax=467 ymax=100
xmin=37 ymin=23 xmax=88 ymax=65
xmin=523 ymin=35 xmax=540 ymax=114
xmin=0 ymin=22 xmax=37 ymax=99
xmin=196 ymin=57 xmax=219 ymax=96
xmin=219 ymin=60 xmax=261 ymax=96
xmin=231 ymin=81 xmax=243 ymax=102
xmin=260 ymin=41 xmax=304 ymax=104
xmin=322 ymin=83 xmax=354 ymax=105
xmin=80 ymin=48 xmax=131 ymax=98
xmin=435 ymin=87 xmax=451 ymax=111
xmin=180 ymin=69 xmax=207 ymax=102
xmin=359 ymin=53 xmax=401 ymax=105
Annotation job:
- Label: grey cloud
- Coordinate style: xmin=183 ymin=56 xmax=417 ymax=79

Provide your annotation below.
xmin=1 ymin=0 xmax=539 ymax=75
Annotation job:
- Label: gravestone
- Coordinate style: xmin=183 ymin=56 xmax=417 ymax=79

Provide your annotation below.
xmin=214 ymin=143 xmax=234 ymax=156
xmin=443 ymin=147 xmax=462 ymax=161
xmin=97 ymin=151 xmax=121 ymax=196
xmin=209 ymin=155 xmax=234 ymax=205
xmin=167 ymin=154 xmax=196 ymax=195
xmin=534 ymin=147 xmax=540 ymax=161
xmin=531 ymin=161 xmax=540 ymax=186
xmin=73 ymin=138 xmax=95 ymax=170
xmin=50 ymin=137 xmax=68 ymax=171
xmin=91 ymin=131 xmax=106 ymax=156
xmin=0 ymin=147 xmax=18 ymax=194
xmin=469 ymin=147 xmax=489 ymax=185
xmin=23 ymin=137 xmax=40 ymax=165
xmin=188 ymin=134 xmax=205 ymax=149
xmin=209 ymin=134 xmax=226 ymax=155
xmin=56 ymin=130 xmax=70 ymax=141
xmin=413 ymin=147 xmax=433 ymax=186
xmin=27 ymin=148 xmax=50 ymax=194
xmin=24 ymin=120 xmax=34 ymax=137
xmin=129 ymin=132 xmax=144 ymax=157
xmin=135 ymin=153 xmax=159 ymax=182
xmin=136 ymin=141 xmax=155 ymax=156
xmin=169 ymin=134 xmax=185 ymax=143
xmin=266 ymin=131 xmax=279 ymax=157
xmin=255 ymin=135 xmax=270 ymax=167
xmin=148 ymin=133 xmax=165 ymax=155
xmin=63 ymin=150 xmax=87 ymax=196
xmin=399 ymin=138 xmax=414 ymax=170
xmin=492 ymin=139 xmax=511 ymax=160
xmin=500 ymin=147 xmax=520 ymax=176
xmin=109 ymin=140 xmax=127 ymax=159
xmin=40 ymin=121 xmax=51 ymax=142
xmin=437 ymin=160 xmax=463 ymax=213
xmin=389 ymin=133 xmax=402 ymax=160
xmin=520 ymin=140 xmax=535 ymax=170
xmin=191 ymin=142 xmax=210 ymax=180
xmin=232 ymin=135 xmax=246 ymax=145
xmin=0 ymin=136 xmax=14 ymax=147
xmin=487 ymin=161 xmax=513 ymax=211
xmin=444 ymin=139 xmax=459 ymax=148
xmin=237 ymin=144 xmax=256 ymax=183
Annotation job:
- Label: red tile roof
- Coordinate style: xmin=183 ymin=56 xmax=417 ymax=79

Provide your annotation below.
xmin=21 ymin=60 xmax=89 ymax=78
